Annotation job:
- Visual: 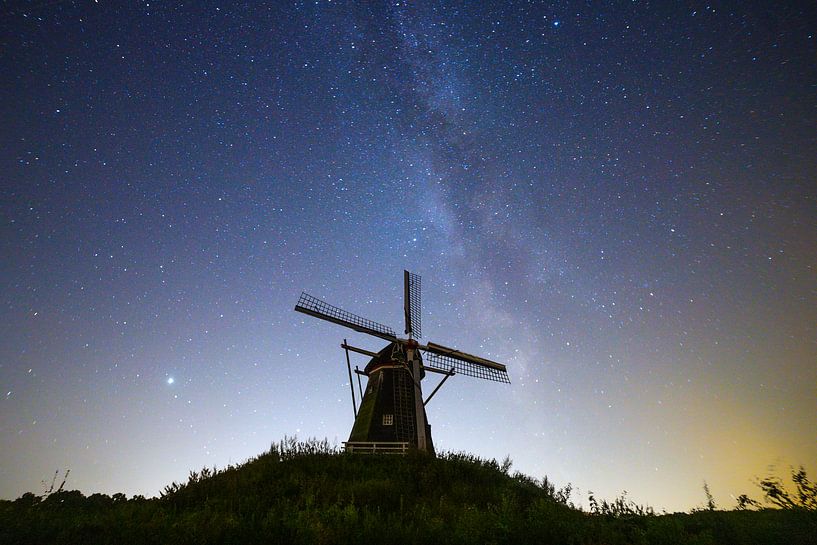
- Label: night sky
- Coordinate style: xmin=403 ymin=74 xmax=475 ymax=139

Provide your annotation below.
xmin=2 ymin=1 xmax=815 ymax=512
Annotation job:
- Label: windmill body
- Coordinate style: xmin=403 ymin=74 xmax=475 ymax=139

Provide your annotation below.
xmin=294 ymin=271 xmax=509 ymax=454
xmin=347 ymin=342 xmax=434 ymax=453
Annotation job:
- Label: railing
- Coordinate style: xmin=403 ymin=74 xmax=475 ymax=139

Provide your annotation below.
xmin=343 ymin=441 xmax=410 ymax=455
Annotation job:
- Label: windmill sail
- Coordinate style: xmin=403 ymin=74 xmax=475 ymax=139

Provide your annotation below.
xmin=403 ymin=270 xmax=422 ymax=338
xmin=295 ymin=292 xmax=397 ymax=341
xmin=422 ymin=341 xmax=510 ymax=383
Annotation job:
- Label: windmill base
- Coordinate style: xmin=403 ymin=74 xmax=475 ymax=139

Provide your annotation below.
xmin=347 ymin=357 xmax=435 ymax=455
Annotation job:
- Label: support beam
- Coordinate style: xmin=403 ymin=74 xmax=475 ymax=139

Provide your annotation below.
xmin=424 ymin=368 xmax=455 ymax=406
xmin=343 ymin=339 xmax=357 ymax=417
xmin=340 ymin=342 xmax=379 ymax=358
xmin=421 ymin=366 xmax=455 ymax=376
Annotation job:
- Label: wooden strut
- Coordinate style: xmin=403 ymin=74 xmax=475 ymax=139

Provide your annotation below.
xmin=343 ymin=339 xmax=357 ymax=418
xmin=355 ymin=367 xmax=363 ymax=398
xmin=422 ymin=365 xmax=455 ymax=376
xmin=340 ymin=342 xmax=379 ymax=358
xmin=339 ymin=342 xmax=372 ymax=400
xmin=424 ymin=367 xmax=456 ymax=406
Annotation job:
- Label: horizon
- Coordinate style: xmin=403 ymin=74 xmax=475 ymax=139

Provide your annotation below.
xmin=11 ymin=435 xmax=812 ymax=515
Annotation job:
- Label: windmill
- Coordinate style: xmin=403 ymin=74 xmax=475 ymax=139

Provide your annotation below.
xmin=294 ymin=270 xmax=510 ymax=455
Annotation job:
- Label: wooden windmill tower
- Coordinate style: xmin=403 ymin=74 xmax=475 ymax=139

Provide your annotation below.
xmin=294 ymin=270 xmax=510 ymax=454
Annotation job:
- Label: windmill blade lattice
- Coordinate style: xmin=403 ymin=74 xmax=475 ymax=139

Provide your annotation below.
xmin=422 ymin=345 xmax=510 ymax=383
xmin=295 ymin=292 xmax=397 ymax=341
xmin=404 ymin=270 xmax=422 ymax=338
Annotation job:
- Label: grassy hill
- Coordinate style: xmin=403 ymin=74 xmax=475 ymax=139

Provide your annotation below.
xmin=1 ymin=438 xmax=815 ymax=545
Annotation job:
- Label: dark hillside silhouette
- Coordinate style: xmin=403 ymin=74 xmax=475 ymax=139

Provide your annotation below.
xmin=1 ymin=439 xmax=815 ymax=545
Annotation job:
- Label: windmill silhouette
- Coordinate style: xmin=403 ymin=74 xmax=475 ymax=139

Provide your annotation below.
xmin=295 ymin=270 xmax=509 ymax=454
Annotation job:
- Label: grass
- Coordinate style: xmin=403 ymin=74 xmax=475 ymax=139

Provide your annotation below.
xmin=1 ymin=438 xmax=814 ymax=544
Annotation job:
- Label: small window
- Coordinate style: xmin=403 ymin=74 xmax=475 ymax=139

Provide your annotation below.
xmin=382 ymin=414 xmax=393 ymax=426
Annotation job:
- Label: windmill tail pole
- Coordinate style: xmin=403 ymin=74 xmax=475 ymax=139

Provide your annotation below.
xmin=343 ymin=339 xmax=357 ymax=417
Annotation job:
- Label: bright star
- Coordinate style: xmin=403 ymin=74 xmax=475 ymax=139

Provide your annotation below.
xmin=167 ymin=377 xmax=175 ymax=385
